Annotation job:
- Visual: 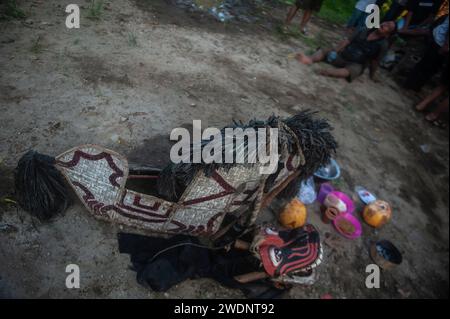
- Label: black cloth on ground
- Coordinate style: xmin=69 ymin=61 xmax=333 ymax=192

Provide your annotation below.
xmin=118 ymin=233 xmax=288 ymax=299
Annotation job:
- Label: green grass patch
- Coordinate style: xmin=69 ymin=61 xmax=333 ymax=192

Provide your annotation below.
xmin=1 ymin=0 xmax=26 ymax=20
xmin=278 ymin=0 xmax=356 ymax=25
xmin=193 ymin=0 xmax=222 ymax=8
xmin=30 ymin=36 xmax=43 ymax=54
xmin=87 ymin=0 xmax=104 ymax=20
xmin=127 ymin=32 xmax=138 ymax=47
xmin=318 ymin=0 xmax=356 ymax=25
xmin=275 ymin=23 xmax=327 ymax=49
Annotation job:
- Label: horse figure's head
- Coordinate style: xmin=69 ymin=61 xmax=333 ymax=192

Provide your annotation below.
xmin=158 ymin=110 xmax=338 ymax=203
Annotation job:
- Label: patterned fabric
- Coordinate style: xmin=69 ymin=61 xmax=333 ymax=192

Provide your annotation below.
xmin=55 ymin=145 xmax=301 ymax=236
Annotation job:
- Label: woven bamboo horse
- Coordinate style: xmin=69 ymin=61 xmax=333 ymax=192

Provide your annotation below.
xmin=15 ymin=111 xmax=337 ymax=239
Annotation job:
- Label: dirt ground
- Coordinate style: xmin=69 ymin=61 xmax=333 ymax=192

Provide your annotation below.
xmin=0 ymin=0 xmax=448 ymax=299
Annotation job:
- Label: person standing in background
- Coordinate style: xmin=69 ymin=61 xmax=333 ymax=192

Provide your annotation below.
xmin=404 ymin=15 xmax=449 ymax=91
xmin=414 ymin=64 xmax=449 ymax=128
xmin=347 ymin=0 xmax=378 ymax=31
xmin=382 ymin=0 xmax=409 ymax=22
xmin=402 ymin=0 xmax=443 ymax=30
xmin=285 ymin=0 xmax=325 ymax=35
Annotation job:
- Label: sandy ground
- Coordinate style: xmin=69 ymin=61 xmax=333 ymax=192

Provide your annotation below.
xmin=0 ymin=0 xmax=448 ymax=299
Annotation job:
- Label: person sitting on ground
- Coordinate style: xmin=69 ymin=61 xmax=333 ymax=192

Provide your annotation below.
xmin=285 ymin=0 xmax=325 ymax=34
xmin=347 ymin=0 xmax=378 ymax=31
xmin=414 ymin=63 xmax=449 ymax=128
xmin=295 ymin=21 xmax=397 ymax=82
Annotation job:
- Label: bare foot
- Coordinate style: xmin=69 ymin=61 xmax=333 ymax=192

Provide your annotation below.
xmin=296 ymin=53 xmax=313 ymax=65
xmin=415 ymin=102 xmax=429 ymax=112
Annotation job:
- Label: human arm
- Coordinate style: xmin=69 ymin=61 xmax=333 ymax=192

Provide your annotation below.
xmin=402 ymin=11 xmax=413 ymax=30
xmin=335 ymin=39 xmax=351 ymax=52
xmin=398 ymin=27 xmax=431 ymax=36
xmin=335 ymin=31 xmax=360 ymax=52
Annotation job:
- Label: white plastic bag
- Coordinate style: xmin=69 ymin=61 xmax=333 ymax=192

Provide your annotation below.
xmin=297 ymin=177 xmax=317 ymax=205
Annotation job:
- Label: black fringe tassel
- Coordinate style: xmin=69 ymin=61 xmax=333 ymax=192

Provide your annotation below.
xmin=158 ymin=111 xmax=337 ymax=202
xmin=14 ymin=151 xmax=70 ymax=221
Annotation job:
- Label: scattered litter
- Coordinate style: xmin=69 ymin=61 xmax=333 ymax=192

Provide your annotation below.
xmin=0 ymin=224 xmax=18 ymax=234
xmin=279 ymin=198 xmax=307 ymax=229
xmin=398 ymin=288 xmax=411 ymax=298
xmin=380 ymin=49 xmax=405 ymax=71
xmin=0 ymin=197 xmax=17 ymax=205
xmin=333 ymin=213 xmax=362 ymax=239
xmin=173 ymin=0 xmax=262 ymax=23
xmin=317 ymin=183 xmax=334 ymax=204
xmin=297 ymin=177 xmax=316 ymax=205
xmin=370 ymin=240 xmax=402 ymax=270
xmin=355 ymin=186 xmax=377 ymax=205
xmin=321 ymin=206 xmax=339 ymax=224
xmin=273 ymin=271 xmax=316 ymax=286
xmin=314 ymin=158 xmax=340 ymax=180
xmin=420 ymin=144 xmax=431 ymax=153
xmin=362 ymin=200 xmax=392 ymax=228
xmin=323 ymin=191 xmax=354 ymax=215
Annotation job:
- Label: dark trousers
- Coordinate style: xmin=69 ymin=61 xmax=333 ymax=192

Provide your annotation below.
xmin=405 ymin=40 xmax=446 ymax=91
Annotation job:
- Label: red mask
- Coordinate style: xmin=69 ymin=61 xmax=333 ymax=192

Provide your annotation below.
xmin=253 ymin=224 xmax=323 ymax=277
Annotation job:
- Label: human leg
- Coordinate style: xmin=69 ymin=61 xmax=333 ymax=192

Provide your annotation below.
xmin=415 ymin=85 xmax=447 ymax=111
xmin=300 ymin=10 xmax=313 ymax=32
xmin=318 ymin=67 xmax=351 ymax=79
xmin=405 ymin=42 xmax=445 ymax=91
xmin=286 ymin=4 xmax=300 ymax=25
xmin=296 ymin=49 xmax=329 ymax=65
xmin=425 ymin=97 xmax=449 ymax=122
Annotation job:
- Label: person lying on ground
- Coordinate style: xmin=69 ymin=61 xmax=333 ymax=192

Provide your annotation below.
xmin=295 ymin=21 xmax=397 ymax=82
xmin=285 ymin=0 xmax=324 ymax=35
xmin=414 ymin=63 xmax=449 ymax=128
xmin=404 ymin=15 xmax=448 ymax=91
xmin=347 ymin=0 xmax=378 ymax=31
